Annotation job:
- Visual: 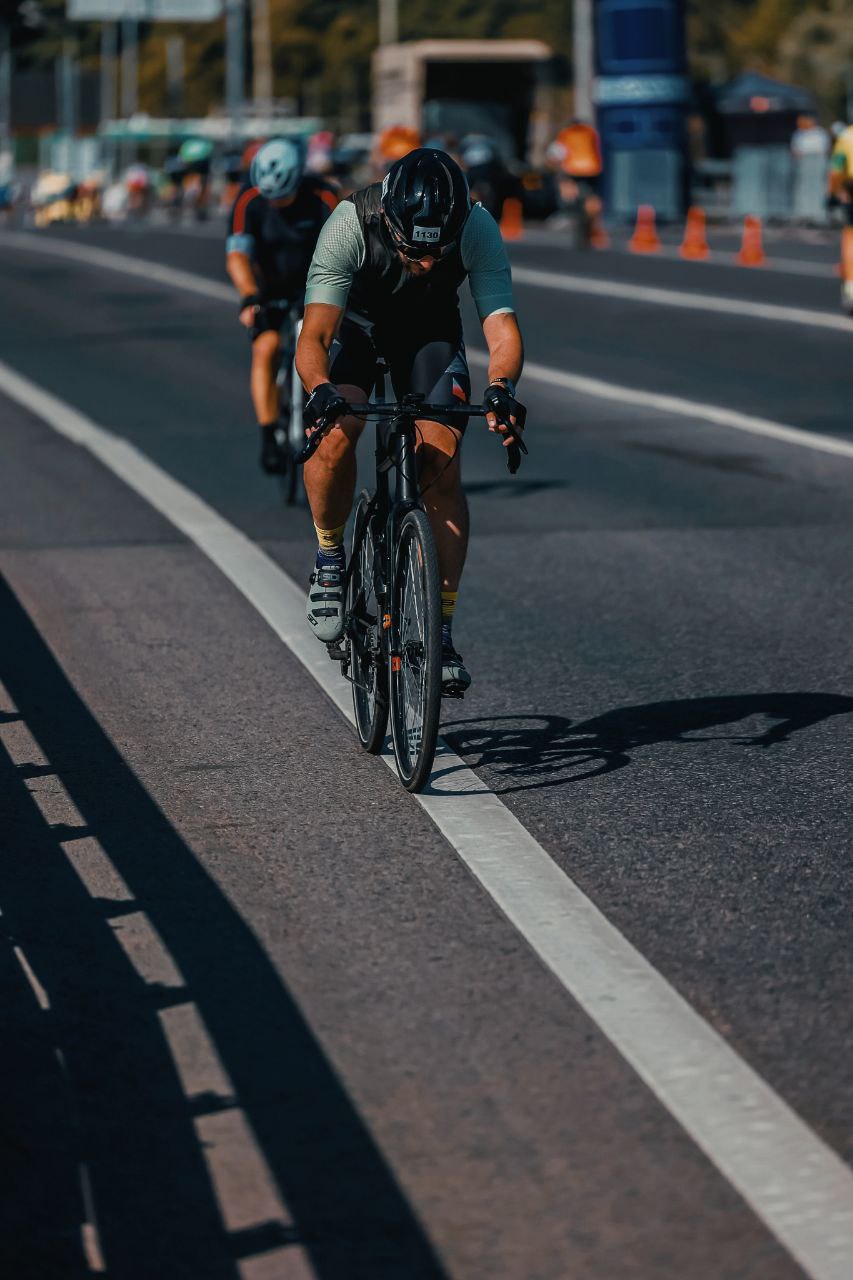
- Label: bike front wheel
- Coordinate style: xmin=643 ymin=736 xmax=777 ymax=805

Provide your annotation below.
xmin=389 ymin=508 xmax=442 ymax=792
xmin=350 ymin=493 xmax=389 ymax=753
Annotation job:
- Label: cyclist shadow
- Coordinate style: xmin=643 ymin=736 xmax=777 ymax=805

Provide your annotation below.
xmin=463 ymin=478 xmax=566 ymax=498
xmin=0 ymin=573 xmax=447 ymax=1280
xmin=436 ymin=692 xmax=853 ymax=795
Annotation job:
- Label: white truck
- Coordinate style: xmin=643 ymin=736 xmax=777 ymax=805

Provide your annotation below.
xmin=372 ymin=39 xmax=555 ymax=166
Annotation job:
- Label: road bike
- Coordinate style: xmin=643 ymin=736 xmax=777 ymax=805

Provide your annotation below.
xmin=299 ymin=371 xmax=526 ymax=792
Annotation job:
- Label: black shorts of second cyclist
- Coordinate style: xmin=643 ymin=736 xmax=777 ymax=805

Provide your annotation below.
xmin=330 ymin=319 xmax=472 ymax=432
xmin=250 ymin=294 xmax=302 ymax=342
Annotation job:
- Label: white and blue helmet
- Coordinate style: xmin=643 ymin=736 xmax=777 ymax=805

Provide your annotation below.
xmin=250 ymin=138 xmax=305 ymax=200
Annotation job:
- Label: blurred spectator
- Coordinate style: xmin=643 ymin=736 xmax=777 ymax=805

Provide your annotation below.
xmin=102 ymin=178 xmax=128 ymax=222
xmin=32 ymin=172 xmax=77 ymax=227
xmin=307 ymin=130 xmax=336 ymax=178
xmin=790 ymin=113 xmax=830 ymax=224
xmin=373 ymin=125 xmax=421 ymax=175
xmin=75 ymin=171 xmax=105 ymax=224
xmin=544 ymin=121 xmax=604 ymax=246
xmin=125 ymin=162 xmax=152 ymax=220
xmin=552 ymin=120 xmax=603 ymax=189
xmin=828 ymin=121 xmax=853 ymax=314
xmin=179 ymin=137 xmax=214 ymax=221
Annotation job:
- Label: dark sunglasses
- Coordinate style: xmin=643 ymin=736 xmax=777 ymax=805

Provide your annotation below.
xmin=383 ymin=213 xmax=456 ymax=261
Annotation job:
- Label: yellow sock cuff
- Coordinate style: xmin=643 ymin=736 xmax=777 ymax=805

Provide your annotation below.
xmin=314 ymin=523 xmax=346 ymax=552
xmin=441 ymin=590 xmax=458 ymax=621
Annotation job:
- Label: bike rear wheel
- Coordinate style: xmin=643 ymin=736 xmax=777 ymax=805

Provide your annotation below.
xmin=350 ymin=493 xmax=389 ymax=753
xmin=389 ymin=508 xmax=442 ymax=792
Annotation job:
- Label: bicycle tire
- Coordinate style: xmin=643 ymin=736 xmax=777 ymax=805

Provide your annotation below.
xmin=350 ymin=492 xmax=389 ymax=753
xmin=389 ymin=508 xmax=442 ymax=792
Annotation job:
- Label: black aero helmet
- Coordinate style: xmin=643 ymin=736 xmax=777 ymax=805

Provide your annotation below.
xmin=381 ymin=148 xmax=471 ymax=253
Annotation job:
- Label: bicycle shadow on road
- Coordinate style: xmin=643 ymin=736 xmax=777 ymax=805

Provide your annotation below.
xmin=0 ymin=574 xmax=447 ymax=1280
xmin=437 ymin=693 xmax=853 ymax=795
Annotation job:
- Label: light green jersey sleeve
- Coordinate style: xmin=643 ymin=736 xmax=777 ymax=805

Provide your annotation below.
xmin=304 ymin=200 xmax=366 ymax=309
xmin=460 ymin=203 xmax=516 ymax=320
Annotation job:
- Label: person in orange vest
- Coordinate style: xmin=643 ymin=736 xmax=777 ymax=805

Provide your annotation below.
xmin=547 ymin=120 xmax=604 ymax=237
xmin=372 ymin=125 xmax=422 ymax=177
xmin=555 ymin=121 xmax=604 ymax=185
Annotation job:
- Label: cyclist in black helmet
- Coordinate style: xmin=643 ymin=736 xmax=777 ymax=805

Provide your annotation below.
xmin=296 ymin=147 xmax=526 ymax=695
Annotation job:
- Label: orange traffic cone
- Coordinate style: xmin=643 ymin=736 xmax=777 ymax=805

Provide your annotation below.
xmin=679 ymin=206 xmax=709 ymax=260
xmin=629 ymin=204 xmax=661 ymax=253
xmin=500 ymin=196 xmax=523 ymax=241
xmin=736 ymin=215 xmax=766 ymax=267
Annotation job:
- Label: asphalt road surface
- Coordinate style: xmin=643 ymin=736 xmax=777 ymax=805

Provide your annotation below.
xmin=1 ymin=218 xmax=852 ymax=1280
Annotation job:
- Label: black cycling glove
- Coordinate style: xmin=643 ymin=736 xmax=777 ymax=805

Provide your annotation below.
xmin=239 ymin=292 xmax=261 ymax=315
xmin=483 ymin=382 xmax=528 ymax=474
xmin=304 ymin=382 xmax=349 ymax=433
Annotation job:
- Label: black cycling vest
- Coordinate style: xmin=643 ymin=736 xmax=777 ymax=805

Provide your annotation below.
xmin=345 ymin=183 xmax=468 ymax=341
xmin=247 ymin=179 xmax=332 ymax=297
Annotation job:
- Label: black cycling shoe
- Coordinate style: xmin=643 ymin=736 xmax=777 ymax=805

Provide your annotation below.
xmin=259 ymin=424 xmax=291 ymax=475
xmin=441 ymin=642 xmax=471 ymax=697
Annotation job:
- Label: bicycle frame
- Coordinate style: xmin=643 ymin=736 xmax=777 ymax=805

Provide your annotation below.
xmin=345 ymin=403 xmax=423 ymax=673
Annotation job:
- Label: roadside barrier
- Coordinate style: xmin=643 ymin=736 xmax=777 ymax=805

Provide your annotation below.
xmin=629 ymin=204 xmax=661 ymax=254
xmin=736 ymin=215 xmax=766 ymax=268
xmin=679 ymin=206 xmax=709 ymax=260
xmin=500 ymin=196 xmax=523 ymax=241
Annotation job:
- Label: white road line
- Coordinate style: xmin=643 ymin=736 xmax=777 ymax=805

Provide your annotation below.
xmin=466 ymin=351 xmax=853 ymax=462
xmin=4 ymin=228 xmax=850 ymax=336
xmin=0 ymin=230 xmax=233 ymax=304
xmin=510 ymin=263 xmax=852 ymax=332
xmin=2 ymin=230 xmax=850 ymax=465
xmin=12 ymin=945 xmax=50 ymax=1010
xmin=515 ymin=229 xmax=838 ymax=280
xmin=4 ymin=358 xmax=853 ymax=1279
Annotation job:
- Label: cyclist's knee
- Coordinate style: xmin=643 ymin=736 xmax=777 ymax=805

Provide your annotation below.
xmin=417 ymin=437 xmax=461 ymax=495
xmin=252 ymin=331 xmax=280 ymax=366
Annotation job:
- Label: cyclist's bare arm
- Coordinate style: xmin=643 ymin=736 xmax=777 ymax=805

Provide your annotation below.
xmin=482 ymin=310 xmax=525 ymax=438
xmin=295 ymin=302 xmax=344 ymax=393
xmin=483 ymin=310 xmax=523 ymax=388
xmin=227 ymin=250 xmax=258 ymax=297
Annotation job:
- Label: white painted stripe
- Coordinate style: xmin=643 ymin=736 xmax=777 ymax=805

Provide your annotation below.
xmin=515 ymin=228 xmax=838 ymax=280
xmin=467 ymin=351 xmax=853 ymax=462
xmin=3 ymin=357 xmax=853 ymax=1279
xmin=510 ymin=263 xmax=852 ymax=333
xmin=2 ymin=229 xmax=850 ymax=465
xmin=2 ymin=227 xmax=848 ymax=339
xmin=13 ymin=945 xmax=50 ymax=1010
xmin=0 ymin=230 xmax=233 ymax=304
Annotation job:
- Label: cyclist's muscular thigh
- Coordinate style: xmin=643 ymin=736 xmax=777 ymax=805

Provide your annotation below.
xmin=303 ymin=383 xmax=368 ymax=530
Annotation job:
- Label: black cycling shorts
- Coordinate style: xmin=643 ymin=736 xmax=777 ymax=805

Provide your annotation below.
xmin=330 ymin=318 xmax=472 ymax=431
xmin=250 ymin=296 xmax=302 ymax=342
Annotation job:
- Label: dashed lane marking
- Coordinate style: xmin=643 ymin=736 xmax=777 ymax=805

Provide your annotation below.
xmin=3 ymin=358 xmax=853 ymax=1279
